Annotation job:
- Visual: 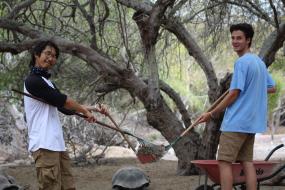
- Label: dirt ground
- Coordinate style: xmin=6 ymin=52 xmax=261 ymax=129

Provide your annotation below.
xmin=2 ymin=127 xmax=285 ymax=190
xmin=3 ymin=158 xmax=285 ymax=190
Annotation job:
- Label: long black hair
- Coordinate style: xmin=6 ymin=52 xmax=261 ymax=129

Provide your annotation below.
xmin=29 ymin=40 xmax=60 ymax=68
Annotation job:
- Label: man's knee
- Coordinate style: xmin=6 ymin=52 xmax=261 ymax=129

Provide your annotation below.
xmin=218 ymin=160 xmax=232 ymax=168
xmin=36 ymin=166 xmax=61 ymax=190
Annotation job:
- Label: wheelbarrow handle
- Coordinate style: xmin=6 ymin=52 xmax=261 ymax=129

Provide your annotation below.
xmin=264 ymin=144 xmax=284 ymax=161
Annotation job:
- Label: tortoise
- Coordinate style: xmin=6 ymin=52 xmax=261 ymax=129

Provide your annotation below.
xmin=0 ymin=169 xmax=21 ymax=190
xmin=112 ymin=166 xmax=150 ymax=190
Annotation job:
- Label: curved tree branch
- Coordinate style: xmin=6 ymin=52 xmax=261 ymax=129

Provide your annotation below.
xmin=132 ymin=0 xmax=176 ymax=109
xmin=0 ymin=18 xmax=43 ymax=39
xmin=226 ymin=0 xmax=273 ymax=25
xmin=6 ymin=0 xmax=36 ymax=19
xmin=169 ymin=0 xmax=188 ymax=17
xmin=73 ymin=0 xmax=98 ymax=49
xmin=259 ymin=23 xmax=285 ymax=66
xmin=164 ymin=18 xmax=219 ymax=101
xmin=183 ymin=2 xmax=225 ymax=23
xmin=0 ymin=40 xmax=37 ymax=54
xmin=0 ymin=17 xmax=122 ymax=78
xmin=159 ymin=80 xmax=192 ymax=128
xmin=118 ymin=0 xmax=219 ymax=102
xmin=268 ymin=0 xmax=279 ymax=30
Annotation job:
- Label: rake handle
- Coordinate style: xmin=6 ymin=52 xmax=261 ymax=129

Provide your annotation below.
xmin=12 ymin=88 xmax=48 ymax=104
xmin=12 ymin=89 xmax=140 ymax=143
xmin=105 ymin=113 xmax=136 ymax=153
xmin=82 ymin=104 xmax=137 ymax=152
xmin=179 ymin=89 xmax=229 ymax=138
xmin=72 ymin=113 xmax=141 ymax=145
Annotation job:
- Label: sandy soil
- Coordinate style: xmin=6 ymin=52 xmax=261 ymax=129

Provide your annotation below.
xmin=3 ymin=157 xmax=285 ymax=190
xmin=2 ymin=127 xmax=285 ymax=190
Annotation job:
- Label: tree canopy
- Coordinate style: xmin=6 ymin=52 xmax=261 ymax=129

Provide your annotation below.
xmin=0 ymin=0 xmax=284 ymax=175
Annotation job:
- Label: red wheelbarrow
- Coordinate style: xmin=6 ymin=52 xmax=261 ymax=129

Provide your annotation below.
xmin=191 ymin=144 xmax=285 ymax=190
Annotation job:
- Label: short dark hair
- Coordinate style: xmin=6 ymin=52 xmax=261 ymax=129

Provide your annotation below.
xmin=29 ymin=40 xmax=60 ymax=68
xmin=230 ymin=23 xmax=254 ymax=47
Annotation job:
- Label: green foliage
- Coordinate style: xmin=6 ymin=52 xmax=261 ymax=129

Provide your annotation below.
xmin=268 ymin=56 xmax=285 ymax=116
xmin=0 ymin=0 xmax=283 ymax=123
xmin=0 ymin=53 xmax=30 ymax=93
xmin=52 ymin=55 xmax=140 ymax=113
xmin=269 ymin=56 xmax=285 ymax=73
xmin=51 ymin=55 xmax=98 ymax=102
xmin=268 ymin=71 xmax=284 ymax=114
xmin=155 ymin=39 xmax=210 ymax=114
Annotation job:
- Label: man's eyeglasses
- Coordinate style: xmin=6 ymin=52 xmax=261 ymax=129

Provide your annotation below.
xmin=42 ymin=51 xmax=56 ymax=59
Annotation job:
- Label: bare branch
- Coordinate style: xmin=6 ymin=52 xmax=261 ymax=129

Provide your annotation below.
xmin=0 ymin=18 xmax=43 ymax=39
xmin=183 ymin=2 xmax=225 ymax=23
xmin=116 ymin=0 xmax=152 ymax=12
xmin=0 ymin=17 xmax=123 ymax=77
xmin=7 ymin=0 xmax=36 ymax=19
xmin=159 ymin=80 xmax=191 ymax=128
xmin=98 ymin=0 xmax=110 ymax=23
xmin=119 ymin=0 xmax=219 ymax=101
xmin=169 ymin=0 xmax=188 ymax=17
xmin=150 ymin=0 xmax=176 ymax=32
xmin=268 ymin=0 xmax=279 ymax=29
xmin=0 ymin=40 xmax=37 ymax=54
xmin=230 ymin=0 xmax=273 ymax=24
xmin=116 ymin=3 xmax=127 ymax=48
xmin=244 ymin=0 xmax=272 ymax=22
xmin=73 ymin=0 xmax=97 ymax=49
xmin=259 ymin=23 xmax=285 ymax=66
xmin=42 ymin=1 xmax=51 ymax=26
xmin=131 ymin=0 xmax=176 ymax=109
xmin=164 ymin=18 xmax=219 ymax=101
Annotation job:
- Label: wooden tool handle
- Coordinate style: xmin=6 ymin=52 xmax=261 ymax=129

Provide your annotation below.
xmin=13 ymin=88 xmax=138 ymax=153
xmin=106 ymin=113 xmax=136 ymax=152
xmin=179 ymin=89 xmax=229 ymax=138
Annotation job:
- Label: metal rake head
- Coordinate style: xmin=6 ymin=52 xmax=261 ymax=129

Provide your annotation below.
xmin=136 ymin=140 xmax=166 ymax=164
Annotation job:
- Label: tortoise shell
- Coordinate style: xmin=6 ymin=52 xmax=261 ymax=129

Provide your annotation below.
xmin=112 ymin=166 xmax=150 ymax=189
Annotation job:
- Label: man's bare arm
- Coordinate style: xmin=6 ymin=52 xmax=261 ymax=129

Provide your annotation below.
xmin=268 ymin=87 xmax=276 ymax=94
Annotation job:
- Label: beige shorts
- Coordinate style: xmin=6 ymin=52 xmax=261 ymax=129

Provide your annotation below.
xmin=32 ymin=149 xmax=75 ymax=190
xmin=217 ymin=132 xmax=255 ymax=163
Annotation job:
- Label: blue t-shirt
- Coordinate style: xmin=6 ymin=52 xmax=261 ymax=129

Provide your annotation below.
xmin=221 ymin=53 xmax=275 ymax=133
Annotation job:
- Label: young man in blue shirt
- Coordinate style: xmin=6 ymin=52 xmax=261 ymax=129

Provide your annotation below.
xmin=198 ymin=23 xmax=276 ymax=190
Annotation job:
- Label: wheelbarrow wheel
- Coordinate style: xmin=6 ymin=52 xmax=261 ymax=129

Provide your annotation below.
xmin=195 ymin=185 xmax=214 ymax=190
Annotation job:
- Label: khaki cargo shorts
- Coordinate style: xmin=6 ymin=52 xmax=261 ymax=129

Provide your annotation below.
xmin=217 ymin=132 xmax=255 ymax=163
xmin=32 ymin=149 xmax=75 ymax=190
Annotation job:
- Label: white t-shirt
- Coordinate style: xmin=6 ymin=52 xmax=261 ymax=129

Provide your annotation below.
xmin=24 ymin=75 xmax=67 ymax=152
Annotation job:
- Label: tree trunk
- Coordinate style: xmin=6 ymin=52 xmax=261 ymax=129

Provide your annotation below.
xmin=145 ymin=96 xmax=201 ymax=175
xmin=117 ymin=69 xmax=201 ymax=175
